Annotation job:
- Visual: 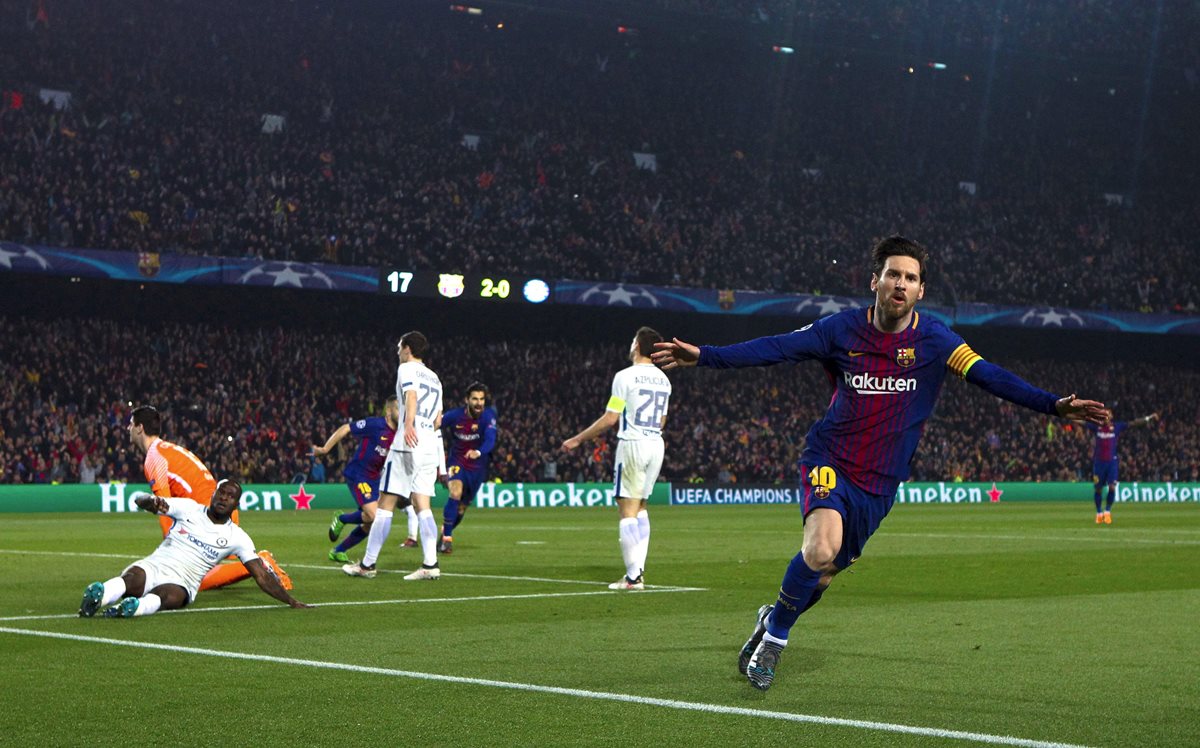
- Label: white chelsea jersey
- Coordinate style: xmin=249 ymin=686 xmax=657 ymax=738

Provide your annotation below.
xmin=146 ymin=499 xmax=258 ymax=593
xmin=394 ymin=360 xmax=443 ymax=457
xmin=607 ymin=364 xmax=671 ymax=441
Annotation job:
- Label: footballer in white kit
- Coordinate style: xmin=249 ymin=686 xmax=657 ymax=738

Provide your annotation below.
xmin=344 ymin=331 xmax=446 ymax=580
xmin=562 ymin=327 xmax=671 ymax=590
xmin=132 ymin=497 xmax=259 ymax=603
xmin=381 ymin=358 xmax=443 ymax=499
xmin=78 ymin=479 xmax=310 ymax=618
xmin=609 ymin=362 xmax=671 ymax=501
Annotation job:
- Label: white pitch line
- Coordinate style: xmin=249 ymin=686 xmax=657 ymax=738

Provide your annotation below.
xmin=0 ymin=549 xmax=140 ymax=560
xmin=0 ymin=626 xmax=1091 ymax=748
xmin=0 ymin=550 xmax=707 ymax=590
xmin=0 ymin=587 xmax=702 ymax=623
xmin=285 ymin=562 xmax=706 ymax=590
xmin=885 ymin=532 xmax=1200 ymax=547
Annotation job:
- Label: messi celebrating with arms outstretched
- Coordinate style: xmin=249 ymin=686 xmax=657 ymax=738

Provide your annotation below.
xmin=652 ymin=235 xmax=1107 ymax=692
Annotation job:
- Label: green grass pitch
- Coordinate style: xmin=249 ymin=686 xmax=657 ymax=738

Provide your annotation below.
xmin=1 ymin=502 xmax=1197 ymax=747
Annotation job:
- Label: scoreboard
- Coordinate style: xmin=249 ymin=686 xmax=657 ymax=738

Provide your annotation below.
xmin=379 ymin=269 xmax=553 ymax=304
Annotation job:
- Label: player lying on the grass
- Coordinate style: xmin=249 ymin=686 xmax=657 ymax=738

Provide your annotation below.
xmin=652 ymin=235 xmax=1107 ymax=692
xmin=78 ymin=479 xmax=312 ymax=618
xmin=1085 ymin=408 xmax=1158 ymax=525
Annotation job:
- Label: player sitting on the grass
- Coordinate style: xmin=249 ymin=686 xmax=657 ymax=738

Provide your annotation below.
xmin=78 ymin=479 xmax=312 ymax=618
xmin=128 ymin=405 xmax=291 ymax=589
xmin=438 ymin=382 xmax=498 ymax=554
xmin=315 ymin=395 xmax=399 ymax=563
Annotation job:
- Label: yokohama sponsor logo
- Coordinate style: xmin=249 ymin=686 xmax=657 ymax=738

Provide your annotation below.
xmin=843 ymin=371 xmax=918 ymax=395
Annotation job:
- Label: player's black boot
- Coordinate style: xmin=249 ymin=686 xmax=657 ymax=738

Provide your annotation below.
xmin=738 ymin=604 xmax=774 ymax=675
xmin=746 ymin=639 xmax=784 ymax=691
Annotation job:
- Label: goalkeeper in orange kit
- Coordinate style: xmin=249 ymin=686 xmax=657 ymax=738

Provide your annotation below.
xmin=126 ymin=405 xmax=292 ymax=590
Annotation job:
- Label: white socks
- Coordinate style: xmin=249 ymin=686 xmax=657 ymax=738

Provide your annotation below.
xmin=619 ymin=517 xmax=641 ymax=580
xmin=364 ymin=508 xmax=394 ymax=567
xmin=133 ymin=593 xmax=161 ymax=617
xmin=418 ymin=508 xmax=438 ymax=567
xmin=406 ymin=505 xmax=419 ymax=540
xmin=101 ymin=577 xmax=126 ymax=606
xmin=636 ymin=509 xmax=650 ymax=575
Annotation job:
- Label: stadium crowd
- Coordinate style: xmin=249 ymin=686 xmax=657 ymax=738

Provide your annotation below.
xmin=1 ymin=1 xmax=1198 ymax=314
xmin=2 ymin=316 xmax=1196 ymax=487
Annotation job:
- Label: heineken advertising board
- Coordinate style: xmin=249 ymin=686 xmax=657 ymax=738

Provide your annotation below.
xmin=0 ymin=481 xmax=1196 ymax=513
xmin=893 ymin=481 xmax=1200 ymax=504
xmin=0 ymin=481 xmax=669 ymax=513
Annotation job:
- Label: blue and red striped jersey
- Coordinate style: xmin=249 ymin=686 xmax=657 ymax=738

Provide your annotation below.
xmin=344 ymin=416 xmax=395 ymax=481
xmin=441 ymin=406 xmax=497 ymax=472
xmin=1084 ymin=422 xmax=1127 ymax=462
xmin=698 ymin=307 xmax=1061 ymax=496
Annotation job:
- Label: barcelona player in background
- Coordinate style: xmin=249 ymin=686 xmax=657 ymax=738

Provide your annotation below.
xmin=127 ymin=405 xmax=292 ymax=590
xmin=438 ymin=382 xmax=498 ymax=554
xmin=1084 ymin=408 xmax=1158 ymax=524
xmin=653 ymin=235 xmax=1107 ymax=691
xmin=315 ymin=395 xmax=399 ymax=562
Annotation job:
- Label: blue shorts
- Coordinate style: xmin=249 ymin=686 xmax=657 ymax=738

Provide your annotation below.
xmin=800 ymin=462 xmax=895 ymax=570
xmin=446 ymin=464 xmax=486 ymax=505
xmin=344 ymin=475 xmax=380 ymax=507
xmin=1093 ymin=460 xmax=1118 ymax=485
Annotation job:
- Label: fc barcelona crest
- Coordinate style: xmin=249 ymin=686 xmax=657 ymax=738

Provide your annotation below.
xmin=438 ymin=274 xmax=465 ymax=298
xmin=137 ymin=251 xmax=161 ymax=278
xmin=896 ymin=347 xmax=916 ymax=367
xmin=718 ymin=289 xmax=736 ymax=311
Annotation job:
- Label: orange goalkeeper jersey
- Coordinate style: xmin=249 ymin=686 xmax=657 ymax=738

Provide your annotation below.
xmin=142 ymin=437 xmax=218 ymax=501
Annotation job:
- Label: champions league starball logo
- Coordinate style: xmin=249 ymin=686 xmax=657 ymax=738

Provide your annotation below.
xmin=579 ymin=283 xmax=661 ymax=307
xmin=0 ymin=243 xmax=52 ymax=271
xmin=1019 ymin=307 xmax=1086 ymax=327
xmin=794 ymin=296 xmax=855 ymax=316
xmin=237 ymin=261 xmax=335 ymax=288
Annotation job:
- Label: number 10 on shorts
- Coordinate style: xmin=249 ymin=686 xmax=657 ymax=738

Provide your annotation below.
xmin=809 ymin=465 xmax=836 ymax=499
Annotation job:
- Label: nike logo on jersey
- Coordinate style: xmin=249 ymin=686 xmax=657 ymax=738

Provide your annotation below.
xmin=847 ymin=351 xmax=867 ymax=357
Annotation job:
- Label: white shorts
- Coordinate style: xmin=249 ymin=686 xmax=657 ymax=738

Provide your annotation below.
xmin=381 ymin=449 xmax=438 ymax=498
xmin=123 ymin=557 xmax=200 ymax=603
xmin=613 ymin=439 xmax=664 ymax=501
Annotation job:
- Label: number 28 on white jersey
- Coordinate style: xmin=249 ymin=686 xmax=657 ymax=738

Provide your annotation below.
xmin=608 ymin=364 xmax=671 ymax=441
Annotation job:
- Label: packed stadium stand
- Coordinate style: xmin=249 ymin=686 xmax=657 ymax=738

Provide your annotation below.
xmin=2 ymin=1 xmax=1197 ymax=486
xmin=2 ymin=0 xmax=1197 ymax=312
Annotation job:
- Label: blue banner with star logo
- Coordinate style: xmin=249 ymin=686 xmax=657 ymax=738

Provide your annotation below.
xmin=0 ymin=242 xmax=378 ymax=292
xmin=4 ymin=242 xmax=1200 ymax=335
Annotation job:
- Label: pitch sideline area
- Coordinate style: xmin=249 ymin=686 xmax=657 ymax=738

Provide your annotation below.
xmin=0 ymin=503 xmax=1196 ymax=746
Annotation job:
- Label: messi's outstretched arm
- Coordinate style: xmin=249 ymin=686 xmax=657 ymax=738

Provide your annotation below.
xmin=964 ymin=359 xmax=1106 ymax=423
xmin=653 ymin=325 xmax=828 ymax=371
